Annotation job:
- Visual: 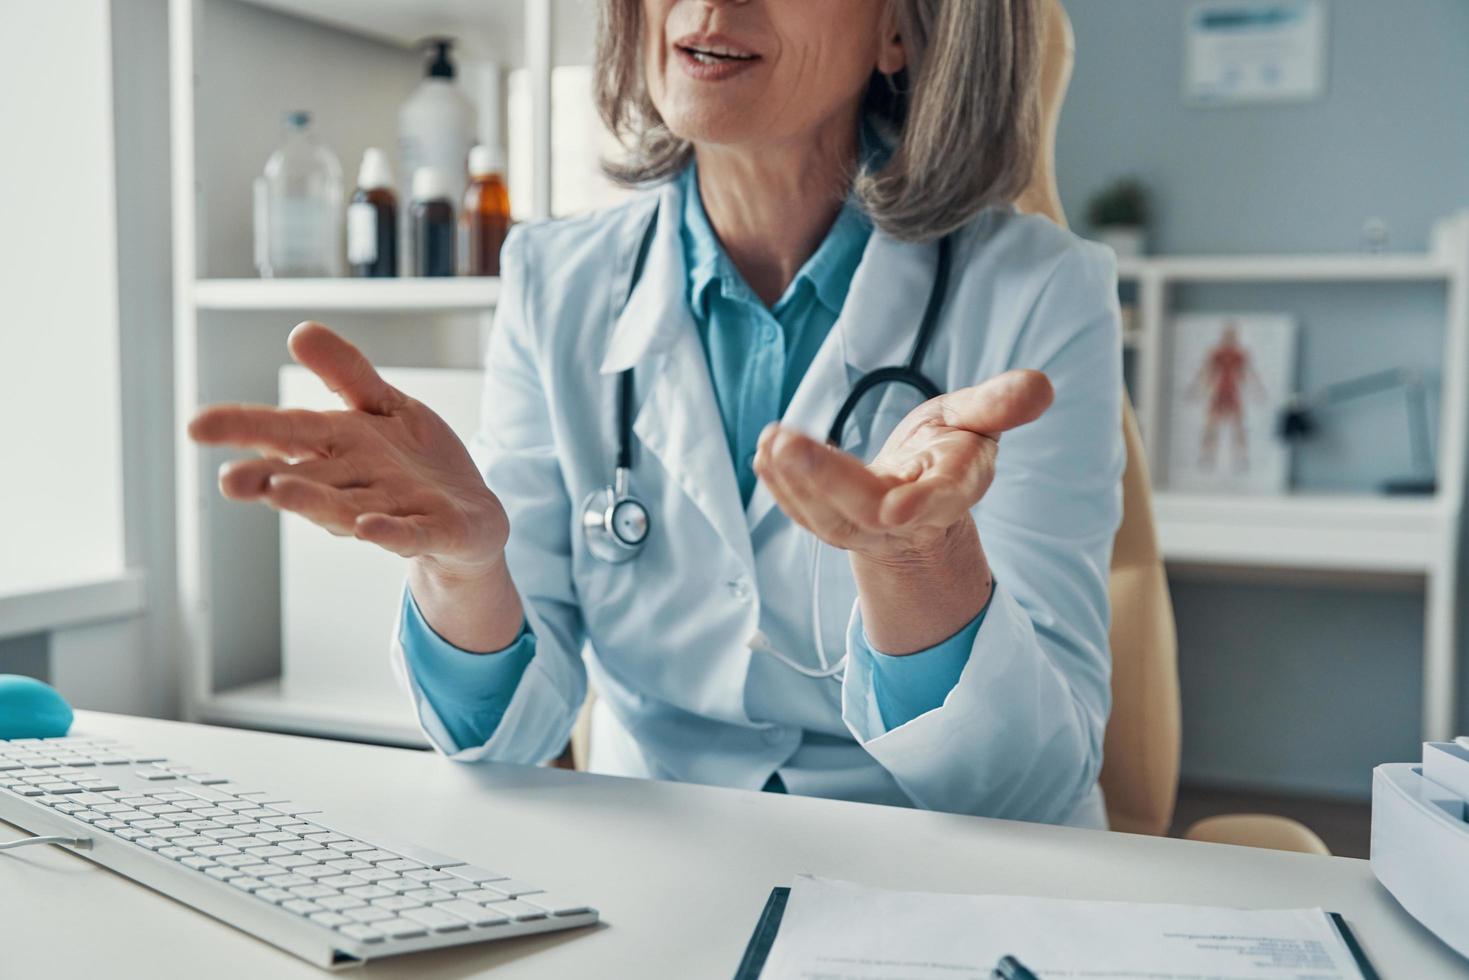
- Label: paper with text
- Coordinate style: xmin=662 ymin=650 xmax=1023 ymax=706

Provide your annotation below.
xmin=759 ymin=875 xmax=1366 ymax=980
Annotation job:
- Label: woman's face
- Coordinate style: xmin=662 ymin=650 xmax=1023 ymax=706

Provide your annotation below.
xmin=641 ymin=0 xmax=904 ymax=151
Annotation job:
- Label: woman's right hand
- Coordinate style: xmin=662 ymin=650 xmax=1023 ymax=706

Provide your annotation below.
xmin=189 ymin=321 xmax=509 ymax=584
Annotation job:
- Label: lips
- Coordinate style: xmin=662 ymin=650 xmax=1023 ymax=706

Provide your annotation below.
xmin=669 ymin=32 xmax=758 ymax=78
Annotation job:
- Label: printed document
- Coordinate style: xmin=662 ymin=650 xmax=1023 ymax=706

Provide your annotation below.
xmin=760 ymin=875 xmax=1367 ymax=980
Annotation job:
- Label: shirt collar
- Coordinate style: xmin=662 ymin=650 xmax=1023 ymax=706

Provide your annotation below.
xmin=680 ymin=161 xmax=872 ymax=320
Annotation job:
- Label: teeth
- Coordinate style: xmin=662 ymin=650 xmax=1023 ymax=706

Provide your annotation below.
xmin=685 ymin=44 xmax=754 ymax=61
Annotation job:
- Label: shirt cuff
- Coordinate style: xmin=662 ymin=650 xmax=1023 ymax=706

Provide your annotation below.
xmin=856 ymin=586 xmax=993 ymax=731
xmin=399 ymin=588 xmax=536 ymax=750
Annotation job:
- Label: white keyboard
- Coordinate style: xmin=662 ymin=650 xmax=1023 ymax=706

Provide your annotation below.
xmin=0 ymin=734 xmax=598 ymax=968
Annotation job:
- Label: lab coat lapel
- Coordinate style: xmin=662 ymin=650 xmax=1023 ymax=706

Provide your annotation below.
xmin=602 ymin=182 xmax=755 ymax=573
xmin=746 ymin=231 xmax=943 ymax=531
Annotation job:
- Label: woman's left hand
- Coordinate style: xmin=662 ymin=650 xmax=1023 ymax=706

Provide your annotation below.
xmin=753 ymin=369 xmax=1054 ymax=564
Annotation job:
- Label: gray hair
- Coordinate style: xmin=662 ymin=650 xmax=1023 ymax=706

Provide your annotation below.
xmin=594 ymin=0 xmax=1042 ymax=243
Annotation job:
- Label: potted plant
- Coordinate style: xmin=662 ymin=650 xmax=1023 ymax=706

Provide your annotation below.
xmin=1087 ymin=177 xmax=1150 ymax=257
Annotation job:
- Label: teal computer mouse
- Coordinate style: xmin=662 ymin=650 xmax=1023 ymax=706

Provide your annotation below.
xmin=0 ymin=675 xmax=73 ymax=740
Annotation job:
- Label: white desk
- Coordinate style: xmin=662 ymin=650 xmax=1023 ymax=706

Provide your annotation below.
xmin=2 ymin=712 xmax=1463 ymax=978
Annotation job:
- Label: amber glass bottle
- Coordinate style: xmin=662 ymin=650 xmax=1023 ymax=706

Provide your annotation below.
xmin=462 ymin=145 xmax=510 ymax=277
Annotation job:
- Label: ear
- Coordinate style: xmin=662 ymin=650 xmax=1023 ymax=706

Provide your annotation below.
xmin=875 ymin=4 xmax=906 ymax=75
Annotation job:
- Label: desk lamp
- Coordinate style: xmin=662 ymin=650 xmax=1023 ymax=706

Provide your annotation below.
xmin=1277 ymin=367 xmax=1436 ymax=495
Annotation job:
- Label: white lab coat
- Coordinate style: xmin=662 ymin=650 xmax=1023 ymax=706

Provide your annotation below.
xmin=392 ymin=177 xmax=1125 ymax=828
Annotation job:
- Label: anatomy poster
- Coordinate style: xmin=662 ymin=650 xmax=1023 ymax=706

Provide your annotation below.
xmin=1166 ymin=313 xmax=1297 ymax=494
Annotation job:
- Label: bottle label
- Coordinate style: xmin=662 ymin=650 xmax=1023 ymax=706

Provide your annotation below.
xmin=347 ymin=202 xmax=378 ymax=265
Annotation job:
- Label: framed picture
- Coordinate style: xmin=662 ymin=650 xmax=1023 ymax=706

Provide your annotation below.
xmin=1184 ymin=0 xmax=1328 ymax=107
xmin=1165 ymin=313 xmax=1298 ymax=494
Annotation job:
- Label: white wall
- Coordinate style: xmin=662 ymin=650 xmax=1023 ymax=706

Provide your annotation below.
xmin=0 ymin=1 xmax=125 ymax=591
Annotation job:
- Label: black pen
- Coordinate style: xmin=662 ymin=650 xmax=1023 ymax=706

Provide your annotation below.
xmin=991 ymin=954 xmax=1041 ymax=980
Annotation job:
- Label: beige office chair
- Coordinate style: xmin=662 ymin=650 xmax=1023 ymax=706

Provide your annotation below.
xmin=1027 ymin=0 xmax=1327 ymax=855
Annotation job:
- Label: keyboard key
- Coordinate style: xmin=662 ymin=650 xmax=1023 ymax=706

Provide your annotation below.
xmin=204 ymin=866 xmax=241 ymax=882
xmin=316 ymin=895 xmax=366 ymax=912
xmin=434 ymin=899 xmax=509 ymax=928
xmin=127 ymin=819 xmax=170 ymax=831
xmin=400 ymin=906 xmax=470 ymax=933
xmin=299 ymin=865 xmax=339 ymax=881
xmin=376 ymin=858 xmax=425 ymax=874
xmin=158 ymin=846 xmax=191 ymax=859
xmin=288 ymin=885 xmax=337 ymax=900
xmin=238 ymin=864 xmax=279 ymax=878
xmin=136 ymin=837 xmax=169 ymax=850
xmin=303 ymin=832 xmax=350 ymax=845
xmin=174 ymin=836 xmax=214 ymax=848
xmin=180 ymin=856 xmax=214 ymax=871
xmin=524 ymin=893 xmax=593 ymax=917
xmin=202 ymin=829 xmax=247 ymax=841
xmin=302 ymin=849 xmax=346 ymax=863
xmin=485 ymin=879 xmax=544 ymax=899
xmin=437 ymin=878 xmax=479 ymax=895
xmin=94 ymin=819 xmax=126 ymax=831
xmin=336 ymin=924 xmax=384 ymax=944
xmin=153 ymin=828 xmax=192 ymax=841
xmin=485 ymin=900 xmax=548 ymax=922
xmin=325 ymin=859 xmax=370 ymax=873
xmin=258 ymin=831 xmax=297 ymax=844
xmin=218 ymin=855 xmax=257 ymax=869
xmin=262 ymin=873 xmax=311 ymax=889
xmin=179 ymin=821 xmax=224 ymax=832
xmin=343 ymin=885 xmax=392 ymax=900
xmin=444 ymin=864 xmax=507 ymax=885
xmin=404 ymin=868 xmax=452 ymax=884
xmin=195 ymin=844 xmax=238 ymax=858
xmin=133 ymin=768 xmax=175 ymax=781
xmin=244 ymin=845 xmax=289 ymax=859
xmin=117 ymin=829 xmax=147 ymax=842
xmin=282 ymin=899 xmax=319 ymax=915
xmin=345 ymin=907 xmax=394 ymax=925
xmin=334 ymin=841 xmax=374 ymax=854
xmin=403 ymin=888 xmax=453 ymax=905
xmin=369 ymin=895 xmax=423 ymax=912
xmin=267 ymin=855 xmax=314 ymax=870
xmin=376 ymin=918 xmax=429 ymax=940
xmin=228 ymin=876 xmax=267 ymax=893
xmin=309 ymin=911 xmax=352 ymax=929
xmin=352 ymin=868 xmax=399 ymax=885
xmin=256 ymin=888 xmax=293 ymax=904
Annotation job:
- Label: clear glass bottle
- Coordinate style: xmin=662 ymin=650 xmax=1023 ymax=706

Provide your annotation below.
xmin=254 ymin=111 xmax=343 ymax=278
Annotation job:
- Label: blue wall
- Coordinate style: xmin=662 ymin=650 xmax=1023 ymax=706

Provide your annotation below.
xmin=1056 ymin=0 xmax=1469 ymax=798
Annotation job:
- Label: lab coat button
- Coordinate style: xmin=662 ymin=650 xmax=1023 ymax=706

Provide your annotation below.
xmin=727 ymin=578 xmax=752 ymax=602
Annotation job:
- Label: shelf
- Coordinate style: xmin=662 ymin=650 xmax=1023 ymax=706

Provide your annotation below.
xmin=193 ymin=277 xmax=500 ymax=313
xmin=1154 ymin=492 xmax=1453 ymax=573
xmin=0 ymin=570 xmax=148 ymax=642
xmin=198 ymin=678 xmax=428 ymax=747
xmin=1116 ymin=253 xmax=1454 ymax=283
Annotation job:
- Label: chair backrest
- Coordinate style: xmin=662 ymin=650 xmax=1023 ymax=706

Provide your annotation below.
xmin=1025 ymin=0 xmax=1183 ymax=837
xmin=1099 ymin=401 xmax=1181 ymax=836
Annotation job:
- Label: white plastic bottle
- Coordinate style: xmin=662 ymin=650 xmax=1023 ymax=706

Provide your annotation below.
xmin=397 ymin=38 xmax=474 ymax=272
xmin=254 ymin=110 xmax=344 ymax=278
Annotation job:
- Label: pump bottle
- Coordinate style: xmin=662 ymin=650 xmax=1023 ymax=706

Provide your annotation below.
xmin=398 ymin=38 xmax=473 ymax=271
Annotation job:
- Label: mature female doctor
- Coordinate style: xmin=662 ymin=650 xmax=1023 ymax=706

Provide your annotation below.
xmin=191 ymin=0 xmax=1123 ymax=828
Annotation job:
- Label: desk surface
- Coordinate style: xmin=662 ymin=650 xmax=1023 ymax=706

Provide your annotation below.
xmin=1 ymin=712 xmax=1462 ymax=979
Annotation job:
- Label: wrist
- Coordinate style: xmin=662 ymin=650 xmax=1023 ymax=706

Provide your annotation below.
xmin=408 ymin=554 xmax=523 ymax=653
xmin=850 ymin=518 xmax=992 ymax=656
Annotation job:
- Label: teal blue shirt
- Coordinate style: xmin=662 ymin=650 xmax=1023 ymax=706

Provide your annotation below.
xmin=401 ymin=164 xmax=986 ymax=754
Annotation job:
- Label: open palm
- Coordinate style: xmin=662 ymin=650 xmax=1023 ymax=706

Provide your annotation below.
xmin=189 ymin=322 xmax=507 ymax=578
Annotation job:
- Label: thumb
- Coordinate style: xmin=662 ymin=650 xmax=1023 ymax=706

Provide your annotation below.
xmin=937 ymin=369 xmax=1054 ymax=438
xmin=287 ymin=321 xmax=403 ymax=415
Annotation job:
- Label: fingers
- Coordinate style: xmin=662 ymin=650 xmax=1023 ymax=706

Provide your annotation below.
xmin=288 ymin=321 xmax=404 ymax=415
xmin=938 ymin=369 xmax=1054 ymax=438
xmin=755 ymin=425 xmax=897 ymax=547
xmin=217 ymin=455 xmax=361 ymax=501
xmin=260 ymin=474 xmax=401 ymax=536
xmin=189 ymin=404 xmax=343 ymax=457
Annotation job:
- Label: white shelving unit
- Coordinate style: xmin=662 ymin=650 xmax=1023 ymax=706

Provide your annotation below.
xmin=1120 ymin=222 xmax=1469 ymax=742
xmin=169 ymin=0 xmax=580 ymax=745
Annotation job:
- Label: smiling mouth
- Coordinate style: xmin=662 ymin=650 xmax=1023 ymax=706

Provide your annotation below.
xmin=676 ymin=43 xmax=759 ymax=65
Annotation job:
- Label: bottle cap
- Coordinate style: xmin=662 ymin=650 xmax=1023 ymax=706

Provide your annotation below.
xmin=468 ymin=144 xmax=505 ymax=178
xmin=357 ymin=148 xmax=393 ymax=190
xmin=412 ymin=166 xmax=453 ymax=203
xmin=425 ymin=38 xmax=456 ymax=79
xmin=285 ymin=110 xmax=312 ymax=129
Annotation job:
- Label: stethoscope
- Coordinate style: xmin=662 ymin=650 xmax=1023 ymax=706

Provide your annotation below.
xmin=580 ymin=207 xmax=953 ymax=677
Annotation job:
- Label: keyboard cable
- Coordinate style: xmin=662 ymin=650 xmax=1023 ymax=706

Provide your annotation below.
xmin=0 ymin=835 xmax=93 ymax=852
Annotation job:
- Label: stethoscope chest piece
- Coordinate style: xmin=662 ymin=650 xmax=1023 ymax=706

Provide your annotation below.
xmin=580 ymin=466 xmax=650 ymax=564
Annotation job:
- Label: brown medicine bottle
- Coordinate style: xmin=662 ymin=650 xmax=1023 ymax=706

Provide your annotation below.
xmin=462 ymin=145 xmax=510 ymax=277
xmin=347 ymin=148 xmax=397 ymax=277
